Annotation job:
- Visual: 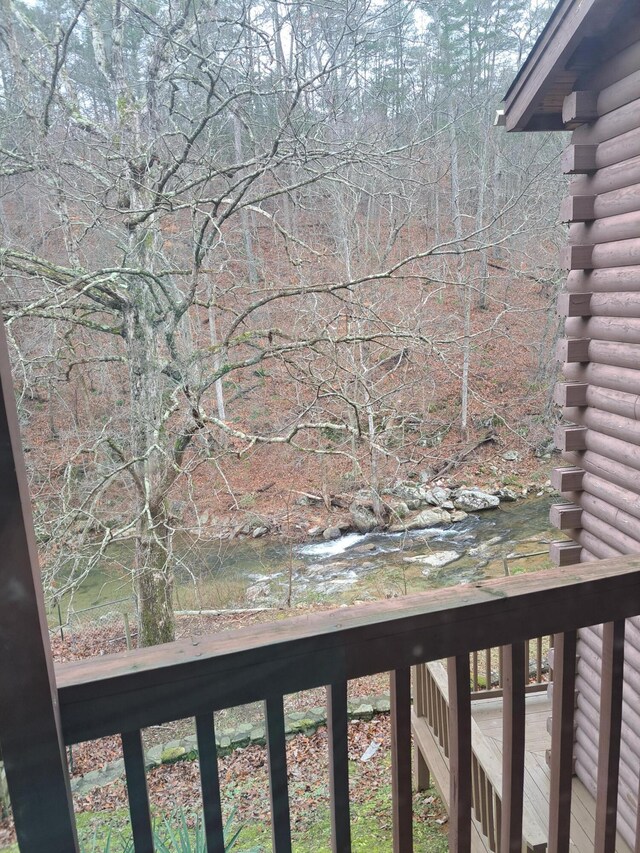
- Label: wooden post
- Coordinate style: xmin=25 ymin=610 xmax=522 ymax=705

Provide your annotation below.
xmin=391 ymin=668 xmax=413 ymax=853
xmin=327 ymin=682 xmax=351 ymax=852
xmin=0 ymin=321 xmax=79 ymax=851
xmin=500 ymin=643 xmax=526 ymax=853
xmin=447 ymin=655 xmax=472 ymax=852
xmin=594 ymin=620 xmax=625 ymax=853
xmin=548 ymin=631 xmax=577 ymax=853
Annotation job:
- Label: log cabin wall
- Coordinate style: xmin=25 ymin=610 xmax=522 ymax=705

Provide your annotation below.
xmin=550 ymin=23 xmax=640 ymax=848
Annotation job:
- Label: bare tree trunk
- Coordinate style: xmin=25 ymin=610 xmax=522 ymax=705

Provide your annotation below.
xmin=448 ymin=105 xmax=471 ymax=439
xmin=136 ymin=507 xmax=175 ymax=646
xmin=208 ymin=282 xmax=227 ymax=424
xmin=366 ymin=402 xmax=385 ymax=525
xmin=476 ymin=138 xmax=489 ymax=310
xmin=233 ymin=114 xmax=259 ymax=287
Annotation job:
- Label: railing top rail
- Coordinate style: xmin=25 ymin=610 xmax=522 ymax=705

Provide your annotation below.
xmin=56 ymin=557 xmax=640 ymax=744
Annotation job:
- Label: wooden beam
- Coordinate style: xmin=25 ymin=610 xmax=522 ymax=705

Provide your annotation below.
xmin=562 ymin=144 xmax=598 ymax=174
xmin=549 ymin=542 xmax=582 ymax=566
xmin=560 ymin=195 xmax=595 ymax=222
xmin=563 ymin=402 xmax=640 ymax=446
xmin=566 ymin=316 xmax=640 ymax=345
xmin=556 ymin=425 xmax=588 ymax=453
xmin=560 ymin=245 xmax=594 ymax=270
xmin=551 ymin=466 xmax=585 ymax=492
xmin=550 ymin=504 xmax=583 ymax=530
xmin=573 ymin=96 xmax=640 ymax=146
xmin=563 ymin=91 xmax=598 ymax=125
xmin=0 ymin=323 xmax=78 ymax=851
xmin=570 ymin=210 xmax=640 ymax=245
xmin=591 ymin=238 xmax=640 ymax=269
xmin=556 ymin=337 xmax=590 ymax=362
xmin=553 ymin=382 xmax=588 ymax=407
xmin=557 ymin=292 xmax=592 ymax=317
xmin=563 ymin=360 xmax=640 ymax=396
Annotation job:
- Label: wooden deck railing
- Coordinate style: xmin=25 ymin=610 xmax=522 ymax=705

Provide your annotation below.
xmin=47 ymin=557 xmax=640 ymax=853
xmin=470 ymin=634 xmax=552 ymax=698
xmin=414 ymin=660 xmax=549 ymax=853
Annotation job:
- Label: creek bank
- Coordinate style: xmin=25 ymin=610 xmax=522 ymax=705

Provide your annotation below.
xmin=220 ymin=466 xmax=547 ymax=545
xmin=316 ymin=482 xmax=516 ymax=543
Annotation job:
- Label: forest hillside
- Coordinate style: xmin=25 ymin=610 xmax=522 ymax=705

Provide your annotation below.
xmin=0 ymin=0 xmax=566 ymax=645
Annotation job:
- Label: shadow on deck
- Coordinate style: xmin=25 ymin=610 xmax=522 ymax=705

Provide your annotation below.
xmin=412 ymin=661 xmax=632 ymax=853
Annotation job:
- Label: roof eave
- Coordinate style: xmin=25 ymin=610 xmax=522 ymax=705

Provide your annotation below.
xmin=503 ymin=0 xmax=621 ymax=132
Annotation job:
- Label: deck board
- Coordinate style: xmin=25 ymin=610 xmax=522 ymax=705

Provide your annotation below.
xmin=474 ymin=693 xmax=632 ymax=853
xmin=413 ymin=668 xmax=634 ymax=852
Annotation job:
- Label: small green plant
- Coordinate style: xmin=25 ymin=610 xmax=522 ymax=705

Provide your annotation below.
xmin=83 ymin=807 xmax=260 ymax=853
xmin=84 ymin=828 xmax=131 ymax=853
xmin=154 ymin=807 xmax=257 ymax=852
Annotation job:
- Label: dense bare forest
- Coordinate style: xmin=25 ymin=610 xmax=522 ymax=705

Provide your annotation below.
xmin=0 ymin=0 xmax=566 ymax=644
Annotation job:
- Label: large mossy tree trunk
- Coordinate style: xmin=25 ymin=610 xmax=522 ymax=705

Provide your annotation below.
xmin=123 ymin=224 xmax=179 ymax=647
xmin=136 ymin=508 xmax=175 ymax=647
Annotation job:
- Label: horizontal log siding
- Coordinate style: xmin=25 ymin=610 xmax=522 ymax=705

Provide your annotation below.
xmin=555 ymin=50 xmax=640 ymax=852
xmin=566 ymin=267 xmax=640 ymax=292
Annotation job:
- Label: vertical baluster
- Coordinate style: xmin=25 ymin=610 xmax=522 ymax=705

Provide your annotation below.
xmin=391 ymin=668 xmax=413 ymax=853
xmin=485 ymin=649 xmax=491 ymax=691
xmin=595 ymin=620 xmax=625 ymax=853
xmin=413 ymin=670 xmax=431 ymax=793
xmin=485 ymin=778 xmax=496 ymax=853
xmin=537 ymin=636 xmax=543 ymax=683
xmin=478 ymin=766 xmax=489 ymax=837
xmin=414 ymin=740 xmax=431 ymax=793
xmin=498 ymin=646 xmax=504 ymax=689
xmin=426 ymin=667 xmax=434 ymax=725
xmin=121 ymin=730 xmax=154 ymax=853
xmin=447 ymin=655 xmax=472 ymax=853
xmin=265 ymin=696 xmax=292 ymax=853
xmin=327 ymin=682 xmax=351 ymax=853
xmin=435 ymin=676 xmax=443 ymax=741
xmin=548 ymin=631 xmax=577 ymax=853
xmin=500 ymin=643 xmax=525 ymax=853
xmin=471 ymin=754 xmax=480 ymax=820
xmin=472 ymin=651 xmax=479 ymax=692
xmin=195 ymin=714 xmax=225 ymax=853
xmin=413 ymin=665 xmax=424 ymax=717
xmin=443 ymin=692 xmax=450 ymax=759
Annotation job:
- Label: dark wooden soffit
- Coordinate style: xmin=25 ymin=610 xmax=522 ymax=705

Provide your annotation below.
xmin=502 ymin=0 xmax=632 ymax=132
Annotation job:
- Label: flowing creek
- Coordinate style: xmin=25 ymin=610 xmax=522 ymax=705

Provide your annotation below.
xmin=55 ymin=495 xmax=557 ymax=624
